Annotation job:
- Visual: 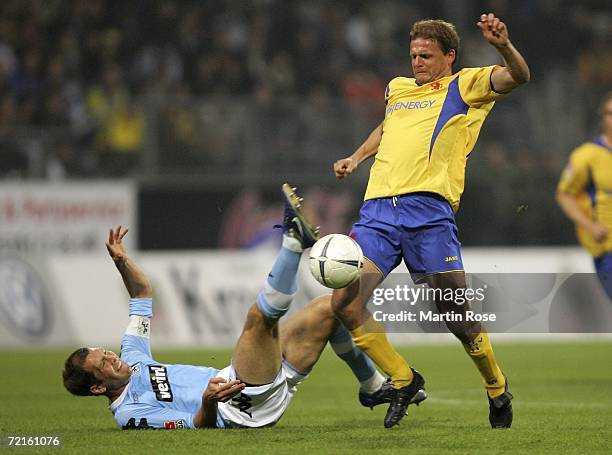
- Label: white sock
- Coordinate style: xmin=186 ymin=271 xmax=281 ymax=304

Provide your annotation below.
xmin=359 ymin=370 xmax=386 ymax=394
xmin=282 ymin=233 xmax=303 ymax=253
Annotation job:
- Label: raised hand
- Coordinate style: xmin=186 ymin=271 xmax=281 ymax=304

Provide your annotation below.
xmin=105 ymin=225 xmax=129 ymax=262
xmin=477 ymin=13 xmax=510 ymax=47
xmin=334 ymin=157 xmax=358 ymax=179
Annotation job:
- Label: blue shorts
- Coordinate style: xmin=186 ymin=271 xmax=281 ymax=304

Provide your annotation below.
xmin=594 ymin=252 xmax=612 ymax=299
xmin=350 ymin=192 xmax=463 ymax=282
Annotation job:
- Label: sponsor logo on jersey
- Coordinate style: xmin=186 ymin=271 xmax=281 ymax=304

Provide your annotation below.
xmin=164 ymin=419 xmax=185 ymax=429
xmin=149 ymin=365 xmax=173 ymax=402
xmin=131 ymin=363 xmax=141 ymax=374
xmin=431 ymin=81 xmax=442 ymax=90
xmin=386 ymin=100 xmax=436 ymax=116
xmin=445 ymin=255 xmax=459 ymax=262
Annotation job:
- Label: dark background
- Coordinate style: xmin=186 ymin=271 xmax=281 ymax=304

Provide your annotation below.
xmin=0 ymin=0 xmax=609 ymax=249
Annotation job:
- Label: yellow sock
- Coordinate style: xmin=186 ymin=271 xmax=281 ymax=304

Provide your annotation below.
xmin=462 ymin=330 xmax=506 ymax=398
xmin=350 ymin=316 xmax=414 ymax=388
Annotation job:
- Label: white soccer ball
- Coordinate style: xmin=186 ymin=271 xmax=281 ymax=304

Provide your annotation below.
xmin=309 ymin=234 xmax=363 ymax=289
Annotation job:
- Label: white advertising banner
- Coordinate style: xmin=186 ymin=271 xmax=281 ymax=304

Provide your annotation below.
xmin=0 ymin=247 xmax=607 ymax=348
xmin=46 ymin=250 xmax=324 ymax=348
xmin=0 ymin=181 xmax=136 ymax=253
xmin=0 ymin=254 xmax=75 ymax=346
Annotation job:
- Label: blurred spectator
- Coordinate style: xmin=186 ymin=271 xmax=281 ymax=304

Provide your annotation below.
xmin=87 ymin=62 xmax=143 ymax=175
xmin=0 ymin=0 xmax=609 ymax=247
xmin=341 ymin=67 xmax=385 ymax=104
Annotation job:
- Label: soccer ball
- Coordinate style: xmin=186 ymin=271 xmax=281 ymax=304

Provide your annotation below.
xmin=309 ymin=234 xmax=363 ymax=289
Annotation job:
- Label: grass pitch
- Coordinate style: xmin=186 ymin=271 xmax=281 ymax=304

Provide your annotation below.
xmin=1 ymin=341 xmax=611 ymax=454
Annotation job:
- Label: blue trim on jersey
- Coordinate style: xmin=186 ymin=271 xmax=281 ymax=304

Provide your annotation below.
xmin=429 ymin=77 xmax=469 ymax=157
xmin=592 ymin=136 xmax=611 ymax=151
xmin=586 ymin=167 xmax=596 ymax=208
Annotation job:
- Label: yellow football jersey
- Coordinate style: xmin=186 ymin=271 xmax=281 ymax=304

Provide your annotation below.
xmin=364 ymin=66 xmax=506 ymax=211
xmin=557 ymin=137 xmax=612 ymax=257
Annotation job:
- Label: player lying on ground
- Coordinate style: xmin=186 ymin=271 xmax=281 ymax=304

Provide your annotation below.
xmin=62 ymin=185 xmax=425 ymax=429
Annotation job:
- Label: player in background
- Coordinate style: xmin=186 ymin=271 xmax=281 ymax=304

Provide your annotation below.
xmin=62 ymin=185 xmax=425 ymax=430
xmin=332 ymin=13 xmax=530 ymax=428
xmin=557 ymin=92 xmax=612 ymax=299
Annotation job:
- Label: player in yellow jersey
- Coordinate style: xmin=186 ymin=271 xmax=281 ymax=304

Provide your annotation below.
xmin=557 ymin=92 xmax=612 ymax=299
xmin=331 ymin=14 xmax=530 ymax=428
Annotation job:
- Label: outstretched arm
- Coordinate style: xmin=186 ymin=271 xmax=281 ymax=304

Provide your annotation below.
xmin=106 ymin=225 xmax=152 ymax=298
xmin=477 ymin=13 xmax=530 ymax=93
xmin=107 ymin=226 xmax=155 ymax=365
xmin=334 ymin=122 xmax=383 ymax=179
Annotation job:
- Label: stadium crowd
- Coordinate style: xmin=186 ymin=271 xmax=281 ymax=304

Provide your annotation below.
xmin=0 ymin=0 xmax=610 ymax=245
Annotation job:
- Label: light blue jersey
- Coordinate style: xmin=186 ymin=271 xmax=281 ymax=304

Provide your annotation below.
xmin=110 ymin=299 xmax=222 ymax=430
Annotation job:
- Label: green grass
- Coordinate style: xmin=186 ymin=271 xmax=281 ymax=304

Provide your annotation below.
xmin=1 ymin=341 xmax=611 ymax=454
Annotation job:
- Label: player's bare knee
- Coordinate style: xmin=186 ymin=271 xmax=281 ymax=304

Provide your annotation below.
xmin=312 ymin=294 xmax=340 ymax=336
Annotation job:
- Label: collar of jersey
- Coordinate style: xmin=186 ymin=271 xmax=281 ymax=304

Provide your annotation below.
xmin=407 ymin=72 xmax=457 ymax=87
xmin=109 ymin=380 xmax=131 ymax=413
